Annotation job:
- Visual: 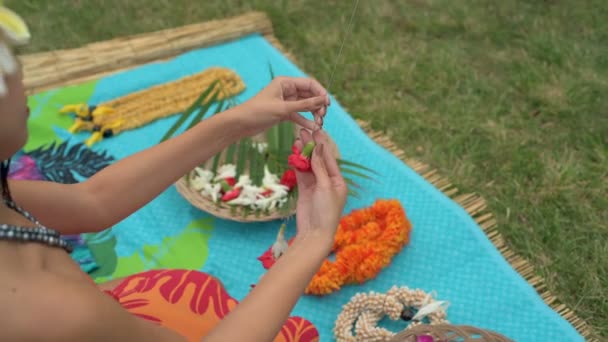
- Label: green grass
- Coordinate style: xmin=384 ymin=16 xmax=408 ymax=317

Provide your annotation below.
xmin=8 ymin=0 xmax=607 ymax=337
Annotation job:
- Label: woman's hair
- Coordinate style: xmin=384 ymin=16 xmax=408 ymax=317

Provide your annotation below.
xmin=0 ymin=159 xmax=11 ymax=201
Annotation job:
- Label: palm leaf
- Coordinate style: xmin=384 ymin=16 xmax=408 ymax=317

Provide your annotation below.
xmin=340 ymin=166 xmax=376 ymax=181
xmin=337 ymin=159 xmax=378 ymax=174
xmin=225 ymin=143 xmax=237 ymax=165
xmin=211 ymin=152 xmax=222 ymax=174
xmin=242 ymin=206 xmax=251 ymax=218
xmin=344 ymin=177 xmax=362 ymax=189
xmin=160 ymin=80 xmax=220 ymax=142
xmin=281 ymin=189 xmax=298 ymax=215
xmin=235 ymin=138 xmax=250 ymax=177
xmin=278 ymin=122 xmax=294 ymax=159
xmin=249 ymin=143 xmax=259 ymax=183
xmin=266 ymin=126 xmax=279 ymax=173
xmin=268 ymin=62 xmax=276 ymax=80
xmin=186 ymin=92 xmax=222 ymax=130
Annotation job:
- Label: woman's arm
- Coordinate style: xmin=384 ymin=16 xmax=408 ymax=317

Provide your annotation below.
xmin=11 ymin=77 xmax=329 ymax=234
xmin=204 ymin=235 xmax=329 ymax=342
xmin=12 ymin=107 xmax=245 ymax=234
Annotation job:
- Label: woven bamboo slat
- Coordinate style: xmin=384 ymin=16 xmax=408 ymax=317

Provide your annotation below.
xmin=19 ymin=12 xmax=273 ymax=94
xmin=389 ymin=324 xmax=513 ymax=342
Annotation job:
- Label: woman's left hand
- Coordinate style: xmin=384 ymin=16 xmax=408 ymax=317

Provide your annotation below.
xmin=238 ymin=76 xmax=330 ymax=136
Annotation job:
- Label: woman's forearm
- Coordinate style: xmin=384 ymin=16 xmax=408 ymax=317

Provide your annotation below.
xmin=204 ymin=236 xmax=330 ymax=342
xmin=82 ymin=107 xmax=248 ymax=229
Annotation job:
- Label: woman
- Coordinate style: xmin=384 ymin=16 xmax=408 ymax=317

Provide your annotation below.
xmin=0 ymin=7 xmax=347 ymax=342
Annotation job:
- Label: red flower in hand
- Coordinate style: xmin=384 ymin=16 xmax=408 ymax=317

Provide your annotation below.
xmin=288 ymin=141 xmax=315 ymax=172
xmin=279 ymin=169 xmax=297 ymax=190
xmin=288 ymin=154 xmax=310 ymax=172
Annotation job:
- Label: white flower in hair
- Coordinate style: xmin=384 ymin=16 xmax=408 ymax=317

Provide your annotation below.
xmin=0 ymin=6 xmax=30 ymax=46
xmin=0 ymin=5 xmax=30 ymax=97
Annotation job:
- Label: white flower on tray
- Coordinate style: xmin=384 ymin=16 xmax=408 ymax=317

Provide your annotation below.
xmin=201 ymin=182 xmax=221 ymax=203
xmin=191 ymin=164 xmax=294 ymax=212
xmin=191 ymin=168 xmax=214 ymax=191
xmin=214 ymin=164 xmax=236 ymax=182
xmin=234 ymin=175 xmax=252 ymax=188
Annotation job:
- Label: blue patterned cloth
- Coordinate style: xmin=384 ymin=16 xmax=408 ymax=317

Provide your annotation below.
xmin=54 ymin=34 xmax=583 ymax=341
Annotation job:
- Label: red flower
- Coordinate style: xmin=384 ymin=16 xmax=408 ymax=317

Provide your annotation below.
xmin=261 ymin=189 xmax=273 ymax=197
xmin=257 ymin=238 xmax=296 ymax=269
xmin=224 ymin=177 xmax=236 ymax=187
xmin=280 ymin=169 xmax=297 ymax=190
xmin=257 ymin=249 xmax=277 ymax=269
xmin=288 ymin=154 xmax=311 ymax=172
xmin=221 ymin=188 xmax=241 ymax=202
xmin=288 ymin=141 xmax=315 ymax=172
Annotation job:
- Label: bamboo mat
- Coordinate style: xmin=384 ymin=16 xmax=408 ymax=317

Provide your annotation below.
xmin=18 ymin=11 xmax=596 ymax=341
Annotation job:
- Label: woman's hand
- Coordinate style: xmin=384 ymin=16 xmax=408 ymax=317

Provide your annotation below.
xmin=204 ymin=129 xmax=346 ymax=342
xmin=293 ymin=129 xmax=348 ymax=250
xmin=239 ymin=76 xmax=330 ymax=136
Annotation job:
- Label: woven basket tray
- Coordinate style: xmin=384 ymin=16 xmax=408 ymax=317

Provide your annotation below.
xmin=388 ymin=324 xmax=513 ymax=342
xmin=175 ymin=126 xmax=340 ymax=222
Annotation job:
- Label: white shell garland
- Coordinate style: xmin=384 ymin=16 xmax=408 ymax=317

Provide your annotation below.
xmin=334 ymin=287 xmax=449 ymax=342
xmin=191 ymin=163 xmax=291 ymax=211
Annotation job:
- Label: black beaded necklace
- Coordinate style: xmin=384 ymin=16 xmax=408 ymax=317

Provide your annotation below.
xmin=0 ymin=198 xmax=73 ymax=253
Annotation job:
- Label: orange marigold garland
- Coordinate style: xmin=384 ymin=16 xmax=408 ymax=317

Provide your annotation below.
xmin=257 ymin=199 xmax=412 ymax=295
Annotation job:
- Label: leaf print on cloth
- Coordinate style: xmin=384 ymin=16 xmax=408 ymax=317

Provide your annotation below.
xmin=88 ymin=218 xmax=214 ymax=283
xmin=106 ymin=269 xmax=319 ymax=342
xmin=26 ymin=141 xmax=114 ymax=183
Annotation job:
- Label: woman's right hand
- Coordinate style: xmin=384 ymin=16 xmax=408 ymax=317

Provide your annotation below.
xmin=293 ymin=129 xmax=348 ymax=251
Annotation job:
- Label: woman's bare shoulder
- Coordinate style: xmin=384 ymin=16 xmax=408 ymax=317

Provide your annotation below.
xmin=0 ymin=271 xmax=183 ymax=341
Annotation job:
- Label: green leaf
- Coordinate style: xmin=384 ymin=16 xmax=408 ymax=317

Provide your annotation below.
xmin=276 ymin=122 xmax=294 ymax=169
xmin=225 ymin=143 xmax=237 ymax=165
xmin=280 ymin=189 xmax=298 ymax=216
xmin=235 ymin=138 xmax=250 ymax=177
xmin=160 ymin=80 xmax=220 ymax=142
xmin=280 ymin=122 xmax=294 ymax=155
xmin=337 ymin=159 xmax=378 ymax=174
xmin=340 ymin=167 xmax=375 ymax=181
xmin=266 ymin=125 xmax=279 ymax=173
xmin=211 ymin=152 xmax=222 ymax=174
xmin=268 ymin=62 xmax=276 ymax=80
xmin=250 ymin=143 xmax=261 ymax=184
xmin=186 ymin=93 xmax=222 ymax=130
xmin=344 ymin=177 xmax=362 ymax=189
xmin=243 ymin=206 xmax=251 ymax=218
